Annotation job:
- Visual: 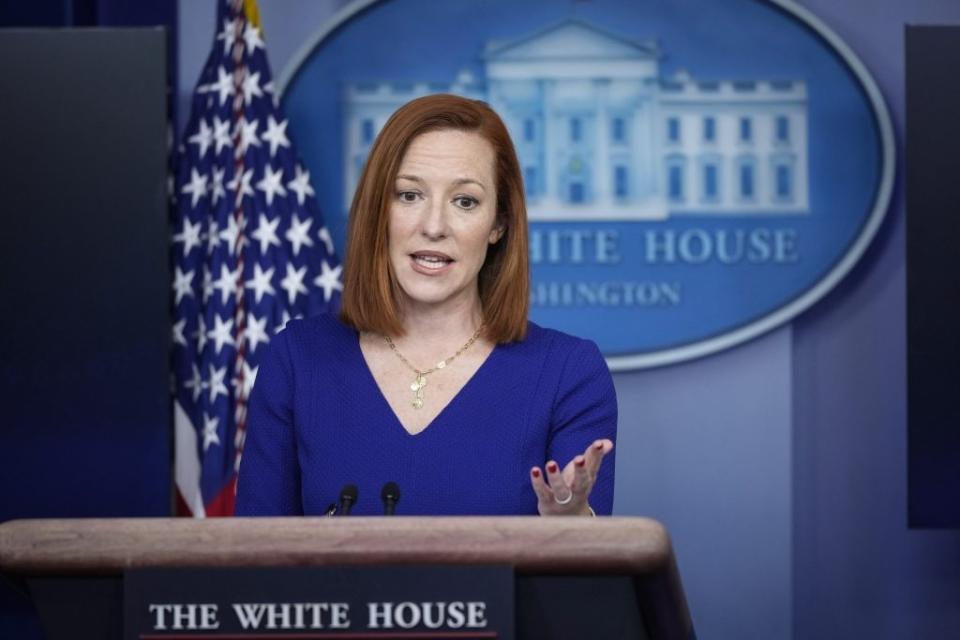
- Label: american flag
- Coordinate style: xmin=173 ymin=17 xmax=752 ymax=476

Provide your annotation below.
xmin=171 ymin=0 xmax=341 ymax=516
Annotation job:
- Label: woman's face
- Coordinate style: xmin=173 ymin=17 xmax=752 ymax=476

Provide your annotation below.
xmin=388 ymin=129 xmax=503 ymax=314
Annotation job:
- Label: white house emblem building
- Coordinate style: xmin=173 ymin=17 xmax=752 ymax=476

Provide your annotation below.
xmin=342 ymin=20 xmax=809 ymax=221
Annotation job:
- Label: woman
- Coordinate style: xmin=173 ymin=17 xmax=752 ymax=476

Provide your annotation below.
xmin=236 ymin=94 xmax=616 ymax=516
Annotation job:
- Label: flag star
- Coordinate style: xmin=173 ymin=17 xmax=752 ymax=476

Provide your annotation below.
xmin=242 ymin=70 xmax=264 ymax=105
xmin=212 ymin=116 xmax=232 ymax=155
xmin=280 ymin=263 xmax=309 ymax=305
xmin=318 ymin=226 xmax=335 ymax=255
xmin=245 ymin=263 xmax=276 ymax=303
xmin=209 ymin=65 xmax=234 ymax=106
xmin=287 ymin=165 xmax=315 ymax=205
xmin=206 ymin=219 xmax=221 ymax=254
xmin=235 ymin=118 xmax=260 ymax=156
xmin=172 ymin=217 xmax=203 ymax=255
xmin=172 ymin=318 xmax=188 ymax=347
xmin=227 ymin=167 xmax=254 ymax=201
xmin=285 ymin=213 xmax=314 ymax=256
xmin=193 ymin=315 xmax=208 ymax=353
xmin=256 ymin=165 xmax=286 ymax=206
xmin=251 ymin=213 xmax=281 ymax=255
xmin=313 ymin=260 xmax=343 ymax=302
xmin=209 ymin=166 xmax=226 ymax=205
xmin=233 ymin=360 xmax=259 ymax=399
xmin=188 ymin=119 xmax=213 ymax=158
xmin=202 ymin=413 xmax=221 ymax=451
xmin=261 ymin=115 xmax=290 ymax=157
xmin=207 ymin=314 xmax=236 ymax=355
xmin=242 ymin=22 xmax=265 ymax=54
xmin=216 ymin=18 xmax=237 ymax=54
xmin=207 ymin=364 xmax=229 ymax=403
xmin=172 ymin=267 xmax=195 ymax=304
xmin=184 ymin=363 xmax=204 ymax=402
xmin=244 ymin=313 xmax=270 ymax=354
xmin=211 ymin=263 xmax=239 ymax=305
xmin=201 ymin=265 xmax=214 ymax=303
xmin=181 ymin=169 xmax=208 ymax=208
xmin=218 ymin=213 xmax=247 ymax=255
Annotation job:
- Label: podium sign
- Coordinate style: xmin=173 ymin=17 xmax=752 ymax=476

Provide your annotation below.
xmin=124 ymin=565 xmax=513 ymax=639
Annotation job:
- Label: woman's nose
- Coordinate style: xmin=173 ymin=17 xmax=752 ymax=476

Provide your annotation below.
xmin=420 ymin=196 xmax=448 ymax=239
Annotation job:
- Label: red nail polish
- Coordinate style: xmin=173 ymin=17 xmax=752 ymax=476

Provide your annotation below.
xmin=594 ymin=441 xmax=604 ymax=450
xmin=547 ymin=462 xmax=558 ymax=473
xmin=531 ymin=468 xmax=541 ymax=478
xmin=576 ymin=457 xmax=585 ymax=467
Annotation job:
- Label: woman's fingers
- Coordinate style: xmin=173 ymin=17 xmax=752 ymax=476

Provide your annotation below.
xmin=532 ymin=441 xmax=614 ymax=515
xmin=569 ymin=454 xmax=590 ymax=496
xmin=529 ymin=466 xmax=554 ymax=505
xmin=530 ymin=462 xmax=574 ymax=514
xmin=583 ymin=439 xmax=613 ymax=478
xmin=545 ymin=460 xmax=572 ymax=503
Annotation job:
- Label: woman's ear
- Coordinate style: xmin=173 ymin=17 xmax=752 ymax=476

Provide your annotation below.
xmin=489 ymin=222 xmax=505 ymax=244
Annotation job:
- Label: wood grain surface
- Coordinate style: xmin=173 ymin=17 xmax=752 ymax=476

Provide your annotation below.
xmin=0 ymin=516 xmax=671 ymax=576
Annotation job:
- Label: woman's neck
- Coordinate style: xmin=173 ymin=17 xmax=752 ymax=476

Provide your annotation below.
xmin=392 ymin=294 xmax=485 ymax=362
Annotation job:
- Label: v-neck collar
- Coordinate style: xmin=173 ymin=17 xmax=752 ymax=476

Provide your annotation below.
xmin=352 ymin=331 xmax=501 ymax=438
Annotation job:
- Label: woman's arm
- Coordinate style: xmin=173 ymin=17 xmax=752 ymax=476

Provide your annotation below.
xmin=235 ymin=328 xmax=304 ymax=515
xmin=531 ymin=338 xmax=618 ymax=515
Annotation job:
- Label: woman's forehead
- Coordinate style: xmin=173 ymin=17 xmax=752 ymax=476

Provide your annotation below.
xmin=397 ymin=129 xmax=495 ymax=184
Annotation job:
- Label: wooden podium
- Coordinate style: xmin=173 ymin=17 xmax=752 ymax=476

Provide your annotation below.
xmin=0 ymin=516 xmax=693 ymax=639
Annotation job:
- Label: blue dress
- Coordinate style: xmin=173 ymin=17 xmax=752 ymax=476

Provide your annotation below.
xmin=235 ymin=314 xmax=617 ymax=516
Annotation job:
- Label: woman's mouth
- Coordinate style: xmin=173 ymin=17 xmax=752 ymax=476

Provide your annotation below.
xmin=410 ymin=252 xmax=454 ymax=274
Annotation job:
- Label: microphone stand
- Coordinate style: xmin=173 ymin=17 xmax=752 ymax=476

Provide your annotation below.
xmin=338 ymin=484 xmax=358 ymax=515
xmin=381 ymin=481 xmax=400 ymax=516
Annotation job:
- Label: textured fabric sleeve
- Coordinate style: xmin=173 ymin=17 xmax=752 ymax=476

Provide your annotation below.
xmin=235 ymin=328 xmax=303 ymax=515
xmin=547 ymin=338 xmax=618 ymax=515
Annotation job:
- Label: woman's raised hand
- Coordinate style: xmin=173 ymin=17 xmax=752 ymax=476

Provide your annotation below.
xmin=530 ymin=439 xmax=614 ymax=516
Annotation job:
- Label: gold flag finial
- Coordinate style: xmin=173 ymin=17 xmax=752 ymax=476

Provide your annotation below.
xmin=242 ymin=0 xmax=262 ymax=32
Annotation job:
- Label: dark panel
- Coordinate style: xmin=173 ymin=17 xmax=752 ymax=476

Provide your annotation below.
xmin=0 ymin=0 xmax=174 ymax=27
xmin=906 ymin=26 xmax=960 ymax=528
xmin=0 ymin=29 xmax=170 ymax=522
xmin=0 ymin=0 xmax=68 ymax=26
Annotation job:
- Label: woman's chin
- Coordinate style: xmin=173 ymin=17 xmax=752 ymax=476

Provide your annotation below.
xmin=397 ymin=282 xmax=476 ymax=310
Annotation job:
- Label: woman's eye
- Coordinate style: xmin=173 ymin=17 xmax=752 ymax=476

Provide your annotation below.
xmin=397 ymin=191 xmax=419 ymax=203
xmin=454 ymin=196 xmax=478 ymax=210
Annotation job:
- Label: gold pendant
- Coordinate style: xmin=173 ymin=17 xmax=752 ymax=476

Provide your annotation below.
xmin=411 ymin=372 xmax=426 ymax=409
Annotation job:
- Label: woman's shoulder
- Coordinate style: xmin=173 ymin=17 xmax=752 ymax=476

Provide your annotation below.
xmin=271 ymin=312 xmax=357 ymax=361
xmin=498 ymin=321 xmax=606 ymax=376
xmin=517 ymin=321 xmax=603 ymax=357
xmin=496 ymin=322 xmax=614 ymax=419
xmin=283 ymin=311 xmax=352 ymax=338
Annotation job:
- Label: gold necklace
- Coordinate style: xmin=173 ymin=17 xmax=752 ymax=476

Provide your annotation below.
xmin=383 ymin=327 xmax=483 ymax=409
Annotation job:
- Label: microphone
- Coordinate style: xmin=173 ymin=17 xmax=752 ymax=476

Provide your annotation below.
xmin=339 ymin=484 xmax=358 ymax=515
xmin=323 ymin=503 xmax=338 ymax=517
xmin=380 ymin=481 xmax=400 ymax=515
